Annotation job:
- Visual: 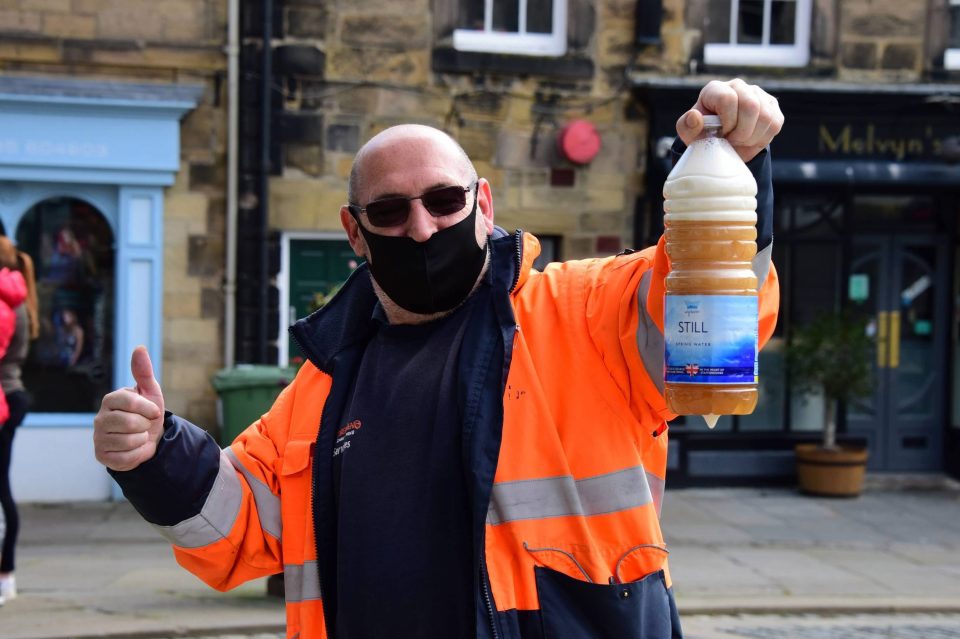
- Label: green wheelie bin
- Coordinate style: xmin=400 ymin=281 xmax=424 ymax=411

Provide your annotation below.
xmin=210 ymin=365 xmax=298 ymax=446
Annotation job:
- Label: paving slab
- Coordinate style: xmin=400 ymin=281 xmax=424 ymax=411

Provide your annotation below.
xmin=1 ymin=483 xmax=958 ymax=637
xmin=3 ymin=502 xmax=284 ymax=639
xmin=663 ymin=486 xmax=960 ymax=614
xmin=681 ymin=613 xmax=960 ymax=639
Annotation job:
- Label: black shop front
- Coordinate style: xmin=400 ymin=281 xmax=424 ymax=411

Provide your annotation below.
xmin=633 ymin=78 xmax=960 ymax=485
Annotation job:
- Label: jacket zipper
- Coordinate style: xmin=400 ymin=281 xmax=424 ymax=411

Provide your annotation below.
xmin=310 ymin=423 xmax=331 ymax=633
xmin=509 ymin=229 xmax=523 ymax=293
xmin=293 ymin=327 xmax=333 ymax=634
xmin=480 ymin=545 xmax=500 ymax=639
xmin=480 ymin=229 xmax=520 ymax=639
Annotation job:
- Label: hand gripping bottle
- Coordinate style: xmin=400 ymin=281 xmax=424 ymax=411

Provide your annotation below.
xmin=662 ymin=115 xmax=759 ymax=428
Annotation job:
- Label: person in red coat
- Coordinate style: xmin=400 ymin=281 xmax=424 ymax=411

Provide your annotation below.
xmin=0 ymin=236 xmax=28 ymax=606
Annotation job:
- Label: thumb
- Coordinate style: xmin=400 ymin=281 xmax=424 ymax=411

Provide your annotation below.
xmin=675 ymin=109 xmax=704 ymax=147
xmin=131 ymin=346 xmax=164 ymax=413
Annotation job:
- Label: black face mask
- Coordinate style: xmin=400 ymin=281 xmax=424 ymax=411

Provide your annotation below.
xmin=358 ymin=195 xmax=487 ymax=315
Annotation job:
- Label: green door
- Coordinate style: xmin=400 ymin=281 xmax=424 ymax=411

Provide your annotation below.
xmin=285 ymin=237 xmax=359 ymax=366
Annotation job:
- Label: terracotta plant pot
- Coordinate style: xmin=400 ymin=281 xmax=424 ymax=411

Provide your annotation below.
xmin=794 ymin=443 xmax=869 ymax=497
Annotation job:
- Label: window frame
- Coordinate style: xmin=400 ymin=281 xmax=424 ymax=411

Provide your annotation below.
xmin=703 ymin=0 xmax=812 ymax=68
xmin=946 ymin=0 xmax=960 ymax=70
xmin=453 ymin=0 xmax=568 ymax=57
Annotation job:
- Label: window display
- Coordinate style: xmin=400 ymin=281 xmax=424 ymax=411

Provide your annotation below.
xmin=15 ymin=198 xmax=114 ymax=413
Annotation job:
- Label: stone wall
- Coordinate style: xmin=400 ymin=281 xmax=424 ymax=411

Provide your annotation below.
xmin=679 ymin=0 xmax=945 ymax=80
xmin=0 ymin=0 xmax=227 ymax=428
xmin=267 ymin=0 xmax=647 ymax=261
xmin=925 ymin=0 xmax=952 ymax=66
xmin=837 ymin=0 xmax=928 ymax=80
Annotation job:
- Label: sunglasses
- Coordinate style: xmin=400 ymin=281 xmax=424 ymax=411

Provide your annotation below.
xmin=348 ymin=181 xmax=478 ymax=228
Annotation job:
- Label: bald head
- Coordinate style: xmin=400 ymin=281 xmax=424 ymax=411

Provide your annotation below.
xmin=348 ymin=124 xmax=477 ymax=204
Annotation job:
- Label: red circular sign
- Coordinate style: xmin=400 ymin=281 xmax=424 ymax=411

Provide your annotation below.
xmin=557 ymin=120 xmax=601 ymax=164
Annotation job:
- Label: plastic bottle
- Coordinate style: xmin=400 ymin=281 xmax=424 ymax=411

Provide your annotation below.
xmin=662 ymin=115 xmax=759 ymax=428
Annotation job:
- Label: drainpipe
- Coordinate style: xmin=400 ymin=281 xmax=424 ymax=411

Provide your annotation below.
xmin=224 ymin=0 xmax=239 ymax=368
xmin=259 ymin=0 xmax=273 ymax=363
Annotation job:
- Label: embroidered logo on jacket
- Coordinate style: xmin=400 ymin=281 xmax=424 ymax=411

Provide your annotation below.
xmin=334 ymin=419 xmax=362 ymax=457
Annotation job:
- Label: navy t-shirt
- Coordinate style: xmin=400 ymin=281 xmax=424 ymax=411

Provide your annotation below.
xmin=332 ymin=300 xmax=475 ymax=639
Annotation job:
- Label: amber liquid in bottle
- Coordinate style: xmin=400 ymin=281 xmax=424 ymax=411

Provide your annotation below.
xmin=662 ymin=116 xmax=760 ymax=424
xmin=664 ymin=221 xmax=758 ymax=416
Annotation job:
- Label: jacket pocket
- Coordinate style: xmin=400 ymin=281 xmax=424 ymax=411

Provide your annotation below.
xmin=280 ymin=439 xmax=313 ymax=476
xmin=277 ymin=439 xmax=315 ymax=554
xmin=535 ymin=565 xmax=672 ymax=639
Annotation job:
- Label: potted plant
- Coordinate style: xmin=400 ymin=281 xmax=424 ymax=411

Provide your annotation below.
xmin=786 ymin=309 xmax=873 ymax=497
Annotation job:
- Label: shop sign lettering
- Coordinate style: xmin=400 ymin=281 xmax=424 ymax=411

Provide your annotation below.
xmin=0 ymin=138 xmax=109 ymax=159
xmin=818 ymin=124 xmax=950 ymax=161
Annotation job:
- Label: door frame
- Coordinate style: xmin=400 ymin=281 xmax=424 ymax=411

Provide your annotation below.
xmin=846 ymin=233 xmax=950 ymax=471
xmin=277 ymin=230 xmax=351 ymax=367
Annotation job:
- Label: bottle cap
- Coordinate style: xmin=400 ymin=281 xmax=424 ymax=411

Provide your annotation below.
xmin=702 ymin=114 xmax=722 ymax=128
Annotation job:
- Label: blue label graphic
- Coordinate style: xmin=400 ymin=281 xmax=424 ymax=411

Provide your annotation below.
xmin=664 ymin=295 xmax=758 ymax=384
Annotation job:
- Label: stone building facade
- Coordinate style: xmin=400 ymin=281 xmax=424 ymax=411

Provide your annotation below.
xmin=3 ymin=1 xmax=960 ymax=500
xmin=0 ymin=0 xmax=227 ymax=428
xmin=675 ymin=0 xmax=957 ymax=80
xmin=0 ymin=0 xmax=228 ymax=499
xmin=0 ymin=0 xmax=663 ymax=500
xmin=258 ymin=0 xmax=646 ymax=255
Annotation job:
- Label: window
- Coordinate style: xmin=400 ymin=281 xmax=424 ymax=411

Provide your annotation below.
xmin=17 ymin=198 xmax=115 ymax=413
xmin=453 ymin=0 xmax=568 ymax=57
xmin=946 ymin=0 xmax=960 ymax=70
xmin=703 ymin=0 xmax=812 ymax=68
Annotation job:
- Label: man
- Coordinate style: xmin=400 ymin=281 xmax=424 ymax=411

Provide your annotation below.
xmin=94 ymin=78 xmax=782 ymax=639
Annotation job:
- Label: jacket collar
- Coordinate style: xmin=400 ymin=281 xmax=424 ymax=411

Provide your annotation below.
xmin=289 ymin=228 xmax=535 ymax=374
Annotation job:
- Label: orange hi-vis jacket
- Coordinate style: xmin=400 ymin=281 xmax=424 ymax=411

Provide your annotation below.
xmin=115 ymin=222 xmax=779 ymax=639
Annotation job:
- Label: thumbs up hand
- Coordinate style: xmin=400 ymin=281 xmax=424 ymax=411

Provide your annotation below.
xmin=94 ymin=346 xmax=166 ymax=472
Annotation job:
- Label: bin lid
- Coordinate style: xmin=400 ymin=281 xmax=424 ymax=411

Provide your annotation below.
xmin=211 ymin=364 xmax=299 ymax=391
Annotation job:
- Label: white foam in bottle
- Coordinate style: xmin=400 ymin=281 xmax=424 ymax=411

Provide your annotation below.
xmin=663 ymin=116 xmax=757 ymax=228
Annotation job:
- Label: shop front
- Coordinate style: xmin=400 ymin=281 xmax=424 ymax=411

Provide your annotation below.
xmin=0 ymin=77 xmax=199 ymax=501
xmin=634 ymin=79 xmax=960 ymax=484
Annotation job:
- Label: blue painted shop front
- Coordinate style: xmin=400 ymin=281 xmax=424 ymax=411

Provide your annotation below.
xmin=0 ymin=77 xmax=200 ymax=500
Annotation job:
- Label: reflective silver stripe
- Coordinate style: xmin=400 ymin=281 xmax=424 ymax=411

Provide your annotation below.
xmin=636 ymin=269 xmax=665 ymax=394
xmin=225 ymin=446 xmax=282 ymax=540
xmin=154 ymin=449 xmax=242 ymax=548
xmin=646 ymin=472 xmax=665 ymax=518
xmin=284 ymin=561 xmax=322 ymax=602
xmin=753 ymin=242 xmax=772 ymax=290
xmin=487 ymin=466 xmax=655 ymax=526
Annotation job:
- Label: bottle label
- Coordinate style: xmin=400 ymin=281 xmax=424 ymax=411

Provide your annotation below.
xmin=664 ymin=295 xmax=758 ymax=384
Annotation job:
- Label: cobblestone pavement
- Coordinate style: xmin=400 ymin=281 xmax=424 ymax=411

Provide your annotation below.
xmin=11 ymin=488 xmax=959 ymax=639
xmin=681 ymin=613 xmax=960 ymax=639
